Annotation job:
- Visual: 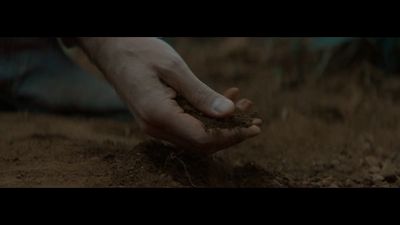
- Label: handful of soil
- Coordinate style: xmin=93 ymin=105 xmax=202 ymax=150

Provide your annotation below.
xmin=175 ymin=96 xmax=257 ymax=131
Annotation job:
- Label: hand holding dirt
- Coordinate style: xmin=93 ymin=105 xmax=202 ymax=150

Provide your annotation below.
xmin=78 ymin=38 xmax=262 ymax=153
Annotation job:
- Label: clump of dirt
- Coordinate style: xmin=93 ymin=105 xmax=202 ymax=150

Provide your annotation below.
xmin=175 ymin=96 xmax=256 ymax=131
xmin=112 ymin=140 xmax=288 ymax=187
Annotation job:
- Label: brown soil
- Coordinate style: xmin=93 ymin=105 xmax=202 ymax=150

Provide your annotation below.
xmin=0 ymin=113 xmax=282 ymax=187
xmin=1 ymin=38 xmax=400 ymax=187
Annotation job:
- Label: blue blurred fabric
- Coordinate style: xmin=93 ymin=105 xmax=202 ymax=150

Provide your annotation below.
xmin=0 ymin=39 xmax=126 ymax=112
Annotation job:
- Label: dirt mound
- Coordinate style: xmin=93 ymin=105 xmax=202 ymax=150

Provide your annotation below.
xmin=112 ymin=141 xmax=288 ymax=187
xmin=0 ymin=112 xmax=285 ymax=187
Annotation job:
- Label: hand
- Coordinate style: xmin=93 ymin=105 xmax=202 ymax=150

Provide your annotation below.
xmin=79 ymin=37 xmax=262 ymax=154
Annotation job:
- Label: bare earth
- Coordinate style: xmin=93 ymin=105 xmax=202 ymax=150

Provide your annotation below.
xmin=1 ymin=38 xmax=400 ymax=187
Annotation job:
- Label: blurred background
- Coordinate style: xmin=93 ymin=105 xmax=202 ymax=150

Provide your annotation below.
xmin=71 ymin=37 xmax=400 ymax=78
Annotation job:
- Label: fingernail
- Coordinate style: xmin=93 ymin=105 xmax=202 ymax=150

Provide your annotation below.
xmin=212 ymin=98 xmax=234 ymax=114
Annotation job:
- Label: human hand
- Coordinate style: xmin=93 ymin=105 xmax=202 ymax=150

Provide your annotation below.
xmin=79 ymin=37 xmax=262 ymax=153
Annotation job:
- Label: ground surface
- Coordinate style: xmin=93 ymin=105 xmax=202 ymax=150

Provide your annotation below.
xmin=1 ymin=38 xmax=400 ymax=187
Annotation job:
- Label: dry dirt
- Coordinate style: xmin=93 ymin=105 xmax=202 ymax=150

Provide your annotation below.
xmin=1 ymin=38 xmax=400 ymax=187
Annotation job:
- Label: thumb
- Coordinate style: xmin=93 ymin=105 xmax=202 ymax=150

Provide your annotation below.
xmin=162 ymin=63 xmax=235 ymax=118
xmin=188 ymin=81 xmax=235 ymax=117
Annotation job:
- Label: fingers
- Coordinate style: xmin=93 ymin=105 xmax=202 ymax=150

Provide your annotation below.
xmin=224 ymin=87 xmax=255 ymax=112
xmin=143 ymin=107 xmax=261 ymax=154
xmin=241 ymin=125 xmax=261 ymax=138
xmin=223 ymin=87 xmax=240 ymax=102
xmin=236 ymin=99 xmax=253 ymax=111
xmin=252 ymin=118 xmax=263 ymax=126
xmin=136 ymin=80 xmax=262 ymax=154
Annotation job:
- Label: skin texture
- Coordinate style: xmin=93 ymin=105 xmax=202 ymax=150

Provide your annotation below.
xmin=78 ymin=37 xmax=262 ymax=154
